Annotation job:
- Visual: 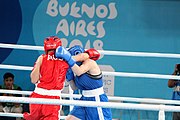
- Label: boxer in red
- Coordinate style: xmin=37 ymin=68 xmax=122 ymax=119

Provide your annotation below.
xmin=23 ymin=36 xmax=69 ymax=120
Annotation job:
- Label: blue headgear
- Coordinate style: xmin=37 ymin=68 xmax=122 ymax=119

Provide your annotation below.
xmin=68 ymin=45 xmax=85 ymax=66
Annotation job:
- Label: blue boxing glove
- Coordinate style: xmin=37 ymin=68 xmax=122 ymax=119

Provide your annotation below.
xmin=55 ymin=46 xmax=76 ymax=67
xmin=66 ymin=68 xmax=74 ymax=82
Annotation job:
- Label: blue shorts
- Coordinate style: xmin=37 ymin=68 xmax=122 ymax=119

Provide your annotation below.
xmin=69 ymin=95 xmax=112 ymax=120
xmin=70 ymin=105 xmax=112 ymax=120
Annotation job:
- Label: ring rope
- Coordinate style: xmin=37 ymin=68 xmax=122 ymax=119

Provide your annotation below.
xmin=0 ymin=112 xmax=23 ymax=118
xmin=1 ymin=64 xmax=180 ymax=80
xmin=0 ymin=96 xmax=170 ymax=120
xmin=0 ymin=43 xmax=179 ymax=120
xmin=0 ymin=89 xmax=180 ymax=105
xmin=1 ymin=43 xmax=180 ymax=58
xmin=0 ymin=96 xmax=179 ymax=112
xmin=0 ymin=43 xmax=43 ymax=51
xmin=0 ymin=64 xmax=32 ymax=71
xmin=0 ymin=112 xmax=66 ymax=119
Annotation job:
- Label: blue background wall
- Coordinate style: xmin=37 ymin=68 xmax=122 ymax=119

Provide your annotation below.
xmin=0 ymin=0 xmax=180 ymax=119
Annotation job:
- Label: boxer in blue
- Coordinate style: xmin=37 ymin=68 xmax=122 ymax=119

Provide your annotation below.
xmin=55 ymin=45 xmax=112 ymax=120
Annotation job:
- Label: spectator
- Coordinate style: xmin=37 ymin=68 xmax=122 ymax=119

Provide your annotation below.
xmin=0 ymin=72 xmax=23 ymax=120
xmin=168 ymin=64 xmax=180 ymax=120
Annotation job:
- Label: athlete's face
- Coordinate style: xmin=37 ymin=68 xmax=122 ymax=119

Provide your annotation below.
xmin=4 ymin=77 xmax=14 ymax=89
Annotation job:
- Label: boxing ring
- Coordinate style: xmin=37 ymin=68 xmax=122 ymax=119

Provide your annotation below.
xmin=0 ymin=43 xmax=180 ymax=120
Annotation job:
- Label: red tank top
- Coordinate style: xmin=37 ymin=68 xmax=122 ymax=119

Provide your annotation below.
xmin=37 ymin=54 xmax=68 ymax=90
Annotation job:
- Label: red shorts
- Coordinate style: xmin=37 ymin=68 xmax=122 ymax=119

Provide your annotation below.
xmin=23 ymin=92 xmax=61 ymax=120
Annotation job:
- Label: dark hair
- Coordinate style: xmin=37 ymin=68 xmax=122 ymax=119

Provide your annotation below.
xmin=3 ymin=72 xmax=14 ymax=80
xmin=177 ymin=64 xmax=180 ymax=72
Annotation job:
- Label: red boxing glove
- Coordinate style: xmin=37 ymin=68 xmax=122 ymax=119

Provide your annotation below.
xmin=85 ymin=48 xmax=100 ymax=61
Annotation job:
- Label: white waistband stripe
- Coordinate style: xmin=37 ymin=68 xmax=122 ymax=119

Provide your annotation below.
xmin=82 ymin=87 xmax=104 ymax=97
xmin=34 ymin=87 xmax=61 ymax=96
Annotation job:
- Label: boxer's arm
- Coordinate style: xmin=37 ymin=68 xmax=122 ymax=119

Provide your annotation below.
xmin=69 ymin=80 xmax=78 ymax=91
xmin=85 ymin=48 xmax=100 ymax=61
xmin=72 ymin=53 xmax=89 ymax=62
xmin=66 ymin=68 xmax=74 ymax=82
xmin=66 ymin=68 xmax=78 ymax=90
xmin=30 ymin=55 xmax=42 ymax=84
xmin=72 ymin=48 xmax=100 ymax=62
xmin=55 ymin=46 xmax=76 ymax=67
xmin=71 ymin=59 xmax=93 ymax=76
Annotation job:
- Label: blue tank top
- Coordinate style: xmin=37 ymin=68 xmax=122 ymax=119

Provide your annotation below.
xmin=74 ymin=73 xmax=103 ymax=90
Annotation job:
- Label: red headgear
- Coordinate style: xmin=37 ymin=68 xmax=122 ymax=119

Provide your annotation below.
xmin=44 ymin=36 xmax=62 ymax=54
